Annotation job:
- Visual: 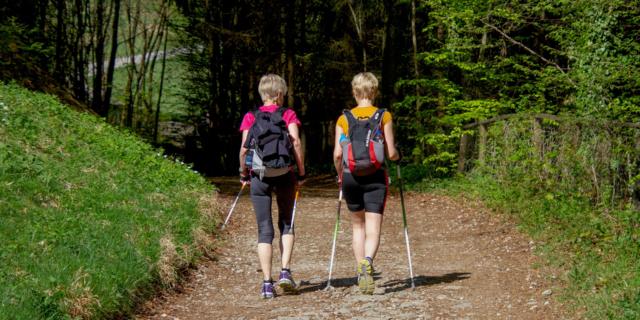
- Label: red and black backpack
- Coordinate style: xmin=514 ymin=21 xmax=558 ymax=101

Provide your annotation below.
xmin=341 ymin=108 xmax=386 ymax=176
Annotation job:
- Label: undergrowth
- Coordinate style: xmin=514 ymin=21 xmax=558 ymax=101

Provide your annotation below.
xmin=407 ymin=117 xmax=639 ymax=319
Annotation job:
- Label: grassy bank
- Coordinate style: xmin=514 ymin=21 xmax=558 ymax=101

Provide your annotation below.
xmin=0 ymin=83 xmax=219 ymax=319
xmin=409 ymin=173 xmax=639 ymax=319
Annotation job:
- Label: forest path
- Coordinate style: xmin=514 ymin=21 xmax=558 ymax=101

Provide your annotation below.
xmin=88 ymin=47 xmax=186 ymax=75
xmin=137 ymin=176 xmax=565 ymax=319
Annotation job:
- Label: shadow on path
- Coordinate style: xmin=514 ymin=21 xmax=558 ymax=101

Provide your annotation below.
xmin=210 ymin=175 xmax=342 ymax=197
xmin=296 ymin=276 xmax=357 ymax=294
xmin=382 ymin=272 xmax=471 ymax=293
xmin=295 ymin=272 xmax=471 ymax=294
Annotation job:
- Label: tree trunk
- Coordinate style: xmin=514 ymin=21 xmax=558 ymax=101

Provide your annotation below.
xmin=478 ymin=123 xmax=487 ymax=165
xmin=70 ymin=0 xmax=89 ymax=103
xmin=435 ymin=23 xmax=445 ymax=118
xmin=347 ymin=1 xmax=367 ymax=70
xmin=92 ymin=0 xmax=106 ymax=115
xmin=54 ymin=0 xmax=66 ymax=83
xmin=298 ymin=0 xmax=308 ymax=117
xmin=103 ymin=0 xmax=121 ymax=115
xmin=285 ymin=0 xmax=296 ymax=109
xmin=38 ymin=0 xmax=48 ymax=36
xmin=381 ymin=0 xmax=397 ymax=108
xmin=154 ymin=21 xmax=169 ymax=143
xmin=411 ymin=0 xmax=419 ymax=111
xmin=124 ymin=0 xmax=140 ymax=128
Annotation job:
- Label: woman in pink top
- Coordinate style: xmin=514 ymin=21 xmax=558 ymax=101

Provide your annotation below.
xmin=238 ymin=74 xmax=305 ymax=298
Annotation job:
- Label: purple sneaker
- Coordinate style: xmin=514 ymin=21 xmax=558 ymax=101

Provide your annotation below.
xmin=277 ymin=270 xmax=297 ymax=293
xmin=261 ymin=281 xmax=275 ymax=299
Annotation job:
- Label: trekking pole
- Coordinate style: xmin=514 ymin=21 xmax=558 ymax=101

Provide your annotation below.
xmin=289 ymin=188 xmax=300 ymax=233
xmin=221 ymin=182 xmax=247 ymax=230
xmin=396 ymin=164 xmax=416 ymax=289
xmin=325 ymin=188 xmax=343 ymax=290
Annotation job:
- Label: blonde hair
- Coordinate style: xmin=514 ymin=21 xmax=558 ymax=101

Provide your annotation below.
xmin=258 ymin=74 xmax=287 ymax=102
xmin=351 ymin=72 xmax=378 ymax=100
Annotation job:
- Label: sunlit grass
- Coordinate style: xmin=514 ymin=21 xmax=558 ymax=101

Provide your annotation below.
xmin=0 ymin=83 xmax=218 ymax=319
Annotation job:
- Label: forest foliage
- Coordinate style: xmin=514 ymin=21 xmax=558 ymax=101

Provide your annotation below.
xmin=2 ymin=0 xmax=639 ymax=175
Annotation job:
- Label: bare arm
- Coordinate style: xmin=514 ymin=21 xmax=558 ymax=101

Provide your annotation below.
xmin=333 ymin=124 xmax=344 ymax=179
xmin=384 ymin=120 xmax=400 ymax=161
xmin=239 ymin=130 xmax=249 ymax=173
xmin=288 ymin=123 xmax=305 ymax=176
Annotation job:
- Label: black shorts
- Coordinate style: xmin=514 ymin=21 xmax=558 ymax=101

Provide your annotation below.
xmin=342 ymin=169 xmax=388 ymax=214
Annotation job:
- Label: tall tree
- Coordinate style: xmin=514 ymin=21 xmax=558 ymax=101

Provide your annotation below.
xmin=103 ymin=0 xmax=121 ymax=113
xmin=346 ymin=0 xmax=367 ymax=70
xmin=91 ymin=0 xmax=107 ymax=115
xmin=53 ymin=0 xmax=66 ymax=82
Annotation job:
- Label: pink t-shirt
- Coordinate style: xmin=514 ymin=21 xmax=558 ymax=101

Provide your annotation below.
xmin=239 ymin=105 xmax=301 ymax=131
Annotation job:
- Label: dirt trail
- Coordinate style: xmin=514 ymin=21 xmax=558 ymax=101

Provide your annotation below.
xmin=137 ymin=176 xmax=565 ymax=319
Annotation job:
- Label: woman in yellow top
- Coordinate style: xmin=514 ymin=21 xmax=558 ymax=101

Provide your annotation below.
xmin=333 ymin=72 xmax=400 ymax=294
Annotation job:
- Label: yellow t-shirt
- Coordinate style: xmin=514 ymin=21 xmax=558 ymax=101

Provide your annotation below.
xmin=337 ymin=106 xmax=392 ymax=135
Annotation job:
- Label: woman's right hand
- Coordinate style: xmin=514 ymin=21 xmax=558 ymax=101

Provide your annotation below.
xmin=240 ymin=167 xmax=250 ymax=184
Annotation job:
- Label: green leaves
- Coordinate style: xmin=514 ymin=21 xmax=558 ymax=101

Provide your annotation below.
xmin=395 ymin=0 xmax=640 ymax=182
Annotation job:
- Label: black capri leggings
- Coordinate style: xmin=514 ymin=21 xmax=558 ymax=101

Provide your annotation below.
xmin=250 ymin=171 xmax=297 ymax=244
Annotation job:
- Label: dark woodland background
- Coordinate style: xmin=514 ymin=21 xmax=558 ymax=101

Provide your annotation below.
xmin=2 ymin=0 xmax=639 ymax=178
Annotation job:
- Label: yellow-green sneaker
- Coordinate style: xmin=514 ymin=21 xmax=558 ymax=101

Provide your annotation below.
xmin=357 ymin=258 xmax=375 ymax=294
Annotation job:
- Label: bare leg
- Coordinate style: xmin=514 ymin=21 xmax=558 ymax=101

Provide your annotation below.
xmin=351 ymin=210 xmax=366 ymax=264
xmin=280 ymin=234 xmax=295 ymax=269
xmin=364 ymin=211 xmax=383 ymax=259
xmin=258 ymin=243 xmax=272 ymax=281
xmin=279 ymin=237 xmax=283 ymax=263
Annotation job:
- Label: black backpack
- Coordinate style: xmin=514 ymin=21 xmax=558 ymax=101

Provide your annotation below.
xmin=341 ymin=108 xmax=386 ymax=176
xmin=245 ymin=107 xmax=293 ymax=178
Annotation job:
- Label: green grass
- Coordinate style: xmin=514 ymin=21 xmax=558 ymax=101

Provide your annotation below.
xmin=409 ymin=173 xmax=639 ymax=319
xmin=0 ymin=83 xmax=218 ymax=319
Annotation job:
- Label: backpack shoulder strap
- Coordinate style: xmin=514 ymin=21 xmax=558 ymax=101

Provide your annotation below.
xmin=343 ymin=109 xmax=358 ymax=127
xmin=245 ymin=109 xmax=259 ymax=148
xmin=343 ymin=109 xmax=359 ymax=138
xmin=368 ymin=108 xmax=385 ymax=128
xmin=275 ymin=106 xmax=287 ymax=116
xmin=269 ymin=107 xmax=287 ymax=125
